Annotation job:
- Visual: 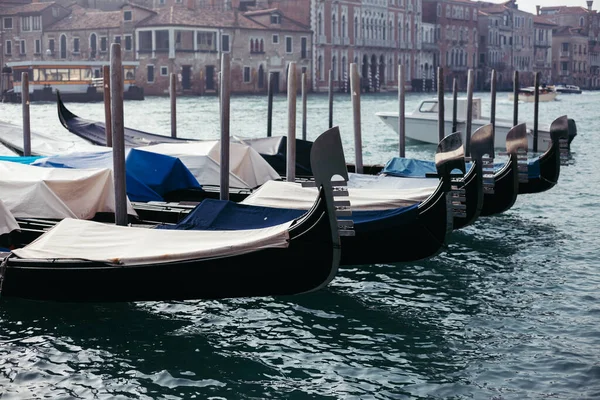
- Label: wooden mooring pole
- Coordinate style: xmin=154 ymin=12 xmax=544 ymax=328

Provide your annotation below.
xmin=21 ymin=72 xmax=31 ymax=157
xmin=513 ymin=71 xmax=519 ymax=127
xmin=490 ymin=69 xmax=497 ymax=140
xmin=437 ymin=67 xmax=445 ymax=141
xmin=170 ymin=72 xmax=177 ymax=138
xmin=302 ymin=72 xmax=307 ymax=141
xmin=452 ymin=78 xmax=458 ymax=133
xmin=465 ymin=69 xmax=474 ymax=157
xmin=533 ymin=71 xmax=540 ymax=153
xmin=328 ymin=69 xmax=334 ymax=129
xmin=220 ymin=53 xmax=231 ymax=201
xmin=267 ymin=72 xmax=275 ymax=137
xmin=103 ymin=65 xmax=112 ymax=147
xmin=350 ymin=63 xmax=364 ymax=174
xmin=286 ymin=62 xmax=297 ymax=182
xmin=398 ymin=64 xmax=406 ymax=158
xmin=110 ymin=43 xmax=127 ymax=226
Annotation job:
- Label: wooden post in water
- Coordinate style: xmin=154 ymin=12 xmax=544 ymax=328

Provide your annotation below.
xmin=328 ymin=69 xmax=334 ymax=129
xmin=398 ymin=64 xmax=406 ymax=158
xmin=302 ymin=72 xmax=307 ymax=141
xmin=220 ymin=53 xmax=231 ymax=200
xmin=437 ymin=66 xmax=445 ymax=141
xmin=21 ymin=72 xmax=31 ymax=157
xmin=110 ymin=43 xmax=127 ymax=226
xmin=513 ymin=71 xmax=519 ymax=127
xmin=267 ymin=72 xmax=275 ymax=137
xmin=452 ymin=77 xmax=458 ymax=133
xmin=490 ymin=69 xmax=497 ymax=141
xmin=103 ymin=65 xmax=112 ymax=147
xmin=465 ymin=69 xmax=474 ymax=157
xmin=286 ymin=62 xmax=297 ymax=182
xmin=170 ymin=72 xmax=177 ymax=138
xmin=350 ymin=63 xmax=364 ymax=174
xmin=533 ymin=71 xmax=540 ymax=153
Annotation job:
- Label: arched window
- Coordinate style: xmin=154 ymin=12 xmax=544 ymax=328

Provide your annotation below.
xmin=342 ymin=15 xmax=346 ymax=37
xmin=318 ymin=13 xmax=323 ymax=36
xmin=354 ymin=16 xmax=358 ymax=38
xmin=318 ymin=55 xmax=323 ymax=80
xmin=90 ymin=33 xmax=97 ymax=58
xmin=332 ymin=14 xmax=337 ymax=38
xmin=250 ymin=38 xmax=255 ymax=52
xmin=60 ymin=34 xmax=67 ymax=59
xmin=260 ymin=39 xmax=264 ymax=52
xmin=332 ymin=55 xmax=337 ymax=81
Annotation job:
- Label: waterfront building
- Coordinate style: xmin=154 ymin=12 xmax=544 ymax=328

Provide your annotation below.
xmin=134 ymin=0 xmax=311 ymax=96
xmin=540 ymin=1 xmax=600 ymax=88
xmin=423 ymin=0 xmax=479 ymax=91
xmin=478 ymin=1 xmax=535 ymax=90
xmin=533 ymin=15 xmax=556 ymax=86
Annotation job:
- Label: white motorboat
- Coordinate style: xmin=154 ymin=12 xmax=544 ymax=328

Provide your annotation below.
xmin=375 ymin=97 xmax=554 ymax=152
xmin=507 ymin=86 xmax=558 ymax=102
xmin=552 ymin=84 xmax=582 ymax=94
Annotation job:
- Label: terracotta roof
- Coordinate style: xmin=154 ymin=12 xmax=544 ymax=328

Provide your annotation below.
xmin=554 ymin=25 xmax=588 ymax=37
xmin=137 ymin=6 xmax=309 ymax=32
xmin=533 ymin=15 xmax=558 ymax=26
xmin=47 ymin=7 xmax=121 ymax=31
xmin=243 ymin=8 xmax=281 ymax=16
xmin=0 ymin=2 xmax=54 ymax=16
xmin=541 ymin=6 xmax=590 ymax=15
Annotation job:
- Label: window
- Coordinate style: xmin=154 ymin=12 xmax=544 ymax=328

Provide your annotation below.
xmin=562 ymin=42 xmax=569 ymax=52
xmin=21 ymin=16 xmax=31 ymax=32
xmin=244 ymin=66 xmax=251 ymax=83
xmin=222 ymin=34 xmax=229 ymax=52
xmin=20 ymin=40 xmax=25 ymax=55
xmin=114 ymin=35 xmax=121 ymax=45
xmin=272 ymin=34 xmax=279 ymax=44
xmin=147 ymin=65 xmax=155 ymax=82
xmin=35 ymin=39 xmax=41 ymax=54
xmin=73 ymin=37 xmax=80 ymax=53
xmin=100 ymin=36 xmax=108 ymax=52
xmin=124 ymin=10 xmax=132 ymax=21
xmin=49 ymin=38 xmax=55 ymax=53
xmin=270 ymin=14 xmax=281 ymax=24
xmin=32 ymin=16 xmax=41 ymax=31
xmin=285 ymin=36 xmax=292 ymax=53
xmin=301 ymin=37 xmax=307 ymax=59
xmin=3 ymin=17 xmax=12 ymax=30
xmin=125 ymin=35 xmax=132 ymax=51
xmin=160 ymin=66 xmax=168 ymax=76
xmin=5 ymin=40 xmax=11 ymax=55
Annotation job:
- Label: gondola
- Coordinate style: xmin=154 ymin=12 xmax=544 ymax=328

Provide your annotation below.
xmin=155 ymin=131 xmax=467 ymax=265
xmin=518 ymin=115 xmax=570 ymax=195
xmin=0 ymin=127 xmax=347 ymax=303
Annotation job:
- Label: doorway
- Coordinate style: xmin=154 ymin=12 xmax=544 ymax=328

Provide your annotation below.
xmin=181 ymin=65 xmax=191 ymax=90
xmin=205 ymin=65 xmax=215 ymax=90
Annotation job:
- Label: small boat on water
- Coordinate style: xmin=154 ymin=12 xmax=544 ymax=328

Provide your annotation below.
xmin=507 ymin=86 xmax=558 ymax=103
xmin=551 ymin=84 xmax=582 ymax=94
xmin=0 ymin=127 xmax=346 ymax=303
xmin=375 ymin=97 xmax=571 ymax=152
xmin=2 ymin=61 xmax=144 ymax=103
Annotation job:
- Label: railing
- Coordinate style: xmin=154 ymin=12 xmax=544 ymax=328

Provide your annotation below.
xmin=560 ymin=51 xmax=570 ymax=57
xmin=559 ymin=70 xmax=570 ymax=76
xmin=534 ymin=40 xmax=550 ymax=47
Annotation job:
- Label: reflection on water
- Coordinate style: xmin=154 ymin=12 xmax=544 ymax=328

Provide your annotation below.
xmin=0 ymin=91 xmax=599 ymax=399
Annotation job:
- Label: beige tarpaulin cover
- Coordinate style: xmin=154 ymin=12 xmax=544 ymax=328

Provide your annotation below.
xmin=241 ymin=174 xmax=438 ymax=211
xmin=137 ymin=141 xmax=281 ymax=190
xmin=0 ymin=198 xmax=19 ymax=236
xmin=12 ymin=218 xmax=293 ymax=265
xmin=0 ymin=161 xmax=136 ymax=222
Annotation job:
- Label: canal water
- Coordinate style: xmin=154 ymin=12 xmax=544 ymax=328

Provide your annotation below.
xmin=0 ymin=90 xmax=598 ymax=399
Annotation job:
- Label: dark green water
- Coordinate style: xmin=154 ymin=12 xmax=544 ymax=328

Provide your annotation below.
xmin=0 ymin=91 xmax=598 ymax=399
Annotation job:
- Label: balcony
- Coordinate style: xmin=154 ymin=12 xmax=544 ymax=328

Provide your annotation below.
xmin=559 ymin=70 xmax=570 ymax=76
xmin=451 ymin=65 xmax=468 ymax=72
xmin=534 ymin=40 xmax=550 ymax=47
xmin=560 ymin=51 xmax=570 ymax=58
xmin=422 ymin=42 xmax=438 ymax=51
xmin=333 ymin=37 xmax=341 ymax=45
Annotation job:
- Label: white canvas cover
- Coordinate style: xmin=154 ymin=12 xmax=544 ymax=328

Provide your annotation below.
xmin=0 ymin=161 xmax=136 ymax=220
xmin=137 ymin=141 xmax=281 ymax=190
xmin=12 ymin=218 xmax=292 ymax=265
xmin=241 ymin=174 xmax=438 ymax=211
xmin=0 ymin=198 xmax=19 ymax=236
xmin=0 ymin=121 xmax=100 ymax=156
